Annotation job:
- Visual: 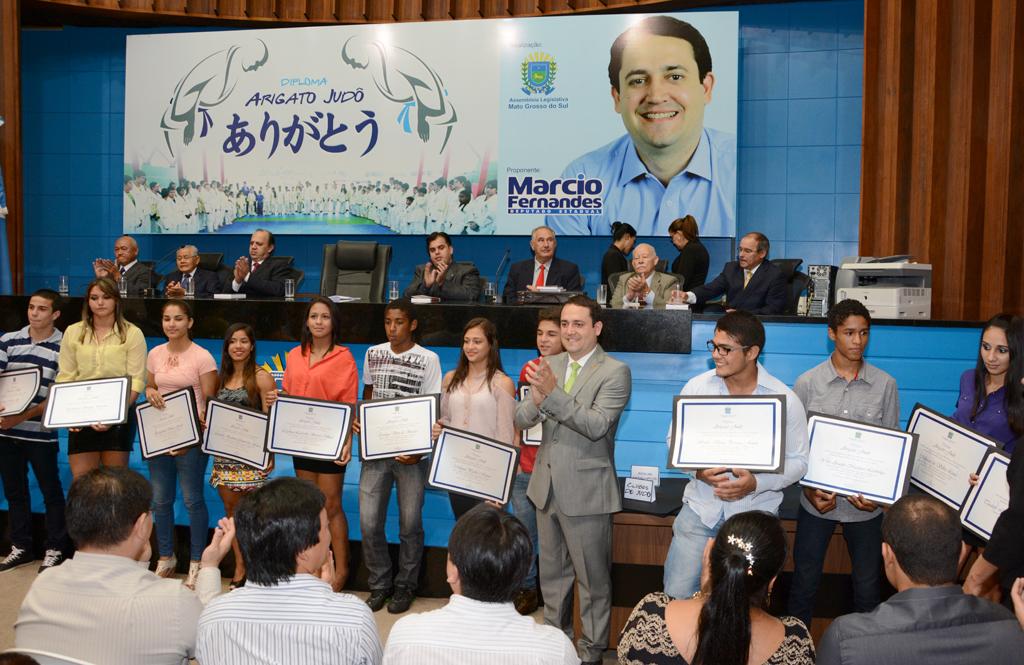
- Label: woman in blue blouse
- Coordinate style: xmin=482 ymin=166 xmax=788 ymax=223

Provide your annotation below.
xmin=953 ymin=314 xmax=1023 ymax=452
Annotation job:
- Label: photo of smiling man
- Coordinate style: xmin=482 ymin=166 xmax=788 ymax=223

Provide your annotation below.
xmin=545 ymin=16 xmax=736 ymax=238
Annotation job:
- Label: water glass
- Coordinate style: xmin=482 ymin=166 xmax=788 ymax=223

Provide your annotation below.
xmin=58 ymin=275 xmax=69 ymax=296
xmin=388 ymin=280 xmax=400 ymax=302
xmin=484 ymin=282 xmax=496 ymax=303
xmin=184 ymin=278 xmax=195 ymax=299
xmin=596 ymin=284 xmax=608 ymax=306
xmin=118 ymin=276 xmax=128 ymax=299
xmin=284 ymin=278 xmax=296 ymax=300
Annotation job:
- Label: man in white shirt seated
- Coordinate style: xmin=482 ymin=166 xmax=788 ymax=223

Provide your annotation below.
xmin=15 ymin=467 xmax=233 ymax=665
xmin=384 ymin=504 xmax=580 ymax=665
xmin=196 ymin=477 xmax=383 ymax=665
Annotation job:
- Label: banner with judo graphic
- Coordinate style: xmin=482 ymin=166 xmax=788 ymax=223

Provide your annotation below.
xmin=124 ymin=12 xmax=737 ymax=237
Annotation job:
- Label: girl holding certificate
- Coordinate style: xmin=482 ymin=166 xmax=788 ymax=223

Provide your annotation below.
xmin=279 ymin=296 xmax=358 ymax=592
xmin=209 ymin=322 xmax=277 ymax=589
xmin=434 ymin=317 xmax=516 ymax=518
xmin=144 ymin=300 xmax=218 ymax=589
xmin=56 ymin=277 xmax=147 ymax=478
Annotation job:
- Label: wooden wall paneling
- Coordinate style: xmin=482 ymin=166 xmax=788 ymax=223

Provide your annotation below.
xmin=217 ymin=0 xmax=248 ymax=17
xmin=569 ymin=0 xmax=604 ymax=11
xmin=395 ymin=0 xmax=423 ymax=20
xmin=185 ymin=0 xmax=218 ymax=15
xmin=365 ymin=0 xmax=395 ymax=22
xmin=247 ymin=0 xmax=277 ymax=19
xmin=85 ymin=0 xmax=119 ymax=7
xmin=153 ymin=0 xmax=187 ymax=12
xmin=276 ymin=0 xmax=308 ymax=20
xmin=478 ymin=0 xmax=508 ymax=17
xmin=421 ymin=0 xmax=450 ymax=20
xmin=306 ymin=0 xmax=338 ymax=20
xmin=540 ymin=0 xmax=569 ymax=14
xmin=508 ymin=0 xmax=538 ymax=16
xmin=451 ymin=0 xmax=481 ymax=19
xmin=119 ymin=0 xmax=154 ymax=10
xmin=0 ymin=0 xmax=22 ymax=292
xmin=337 ymin=0 xmax=368 ymax=22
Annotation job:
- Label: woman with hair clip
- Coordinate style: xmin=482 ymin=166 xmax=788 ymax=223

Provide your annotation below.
xmin=602 ymin=222 xmax=638 ymax=299
xmin=209 ymin=322 xmax=278 ymax=589
xmin=143 ymin=299 xmax=218 ymax=589
xmin=668 ymin=215 xmax=710 ymax=290
xmin=275 ymin=296 xmax=358 ymax=592
xmin=432 ymin=317 xmax=516 ymax=519
xmin=618 ymin=511 xmax=814 ymax=665
xmin=56 ymin=277 xmax=147 ymax=478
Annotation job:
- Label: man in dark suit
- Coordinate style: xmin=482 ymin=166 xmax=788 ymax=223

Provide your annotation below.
xmin=222 ymin=229 xmax=291 ymax=298
xmin=502 ymin=226 xmax=583 ymax=303
xmin=404 ymin=232 xmax=481 ymax=302
xmin=91 ymin=235 xmax=156 ymax=296
xmin=683 ymin=231 xmax=787 ymax=314
xmin=163 ymin=245 xmax=220 ymax=299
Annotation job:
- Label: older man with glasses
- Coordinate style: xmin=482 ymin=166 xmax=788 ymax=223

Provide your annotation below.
xmin=662 ymin=310 xmax=809 ymax=599
xmin=163 ymin=245 xmax=222 ymax=299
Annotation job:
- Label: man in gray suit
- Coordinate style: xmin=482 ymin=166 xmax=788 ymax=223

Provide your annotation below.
xmin=516 ymin=295 xmax=632 ymax=664
xmin=611 ymin=242 xmax=680 ymax=308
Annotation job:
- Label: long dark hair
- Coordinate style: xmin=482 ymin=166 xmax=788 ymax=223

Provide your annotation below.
xmin=219 ymin=323 xmax=262 ymax=410
xmin=447 ymin=318 xmax=504 ymax=393
xmin=972 ymin=313 xmax=1023 ymax=435
xmin=79 ymin=277 xmax=129 ymax=343
xmin=691 ymin=511 xmax=787 ymax=665
xmin=1005 ymin=316 xmax=1024 ymax=435
xmin=299 ymin=296 xmax=343 ymax=356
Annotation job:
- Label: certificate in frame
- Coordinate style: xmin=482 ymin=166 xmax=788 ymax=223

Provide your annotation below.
xmin=518 ymin=386 xmax=543 ymax=446
xmin=0 ymin=367 xmax=42 ymax=417
xmin=43 ymin=376 xmax=131 ymax=429
xmin=669 ymin=394 xmax=786 ymax=472
xmin=907 ymin=403 xmax=1000 ymax=509
xmin=266 ymin=394 xmax=353 ymax=461
xmin=202 ymin=398 xmax=271 ymax=470
xmin=959 ymin=449 xmax=1011 ymax=541
xmin=137 ymin=386 xmax=202 ymax=459
xmin=428 ymin=426 xmax=520 ymax=504
xmin=358 ymin=393 xmax=439 ymax=461
xmin=800 ymin=412 xmax=918 ymax=506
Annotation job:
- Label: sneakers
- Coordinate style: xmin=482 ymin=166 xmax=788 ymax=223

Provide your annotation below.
xmin=155 ymin=555 xmax=178 ymax=578
xmin=365 ymin=588 xmax=392 ymax=612
xmin=0 ymin=546 xmax=32 ymax=573
xmin=387 ymin=586 xmax=415 ymax=614
xmin=38 ymin=549 xmax=65 ymax=573
xmin=184 ymin=561 xmax=201 ymax=590
xmin=514 ymin=587 xmax=540 ymax=615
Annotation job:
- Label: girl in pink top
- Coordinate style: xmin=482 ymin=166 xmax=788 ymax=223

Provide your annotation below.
xmin=144 ymin=300 xmax=218 ymax=590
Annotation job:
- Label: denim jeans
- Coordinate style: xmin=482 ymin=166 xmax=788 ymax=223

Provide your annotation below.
xmin=358 ymin=457 xmax=428 ymax=591
xmin=148 ymin=447 xmax=210 ymax=561
xmin=663 ymin=504 xmax=722 ymax=599
xmin=788 ymin=507 xmax=883 ymax=627
xmin=511 ymin=470 xmax=539 ymax=589
xmin=0 ymin=436 xmax=68 ymax=552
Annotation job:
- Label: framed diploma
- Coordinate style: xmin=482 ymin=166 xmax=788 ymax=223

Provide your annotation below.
xmin=358 ymin=394 xmax=439 ymax=461
xmin=959 ymin=449 xmax=1011 ymax=541
xmin=428 ymin=426 xmax=520 ymax=504
xmin=43 ymin=376 xmax=131 ymax=428
xmin=202 ymin=398 xmax=271 ymax=470
xmin=907 ymin=403 xmax=1000 ymax=509
xmin=0 ymin=367 xmax=42 ymax=417
xmin=137 ymin=387 xmax=201 ymax=459
xmin=800 ymin=413 xmax=918 ymax=505
xmin=669 ymin=395 xmax=786 ymax=472
xmin=518 ymin=386 xmax=543 ymax=446
xmin=266 ymin=394 xmax=353 ymax=461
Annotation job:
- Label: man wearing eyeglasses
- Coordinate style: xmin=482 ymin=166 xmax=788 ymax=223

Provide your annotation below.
xmin=662 ymin=310 xmax=809 ymax=599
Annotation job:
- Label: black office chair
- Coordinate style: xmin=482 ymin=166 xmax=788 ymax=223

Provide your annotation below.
xmin=771 ymin=258 xmax=807 ymax=315
xmin=319 ymin=241 xmax=391 ymax=302
xmin=197 ymin=252 xmax=223 ymax=272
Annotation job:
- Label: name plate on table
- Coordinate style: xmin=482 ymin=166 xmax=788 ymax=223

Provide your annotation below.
xmin=266 ymin=394 xmax=353 ymax=461
xmin=518 ymin=386 xmax=543 ymax=446
xmin=428 ymin=426 xmax=520 ymax=504
xmin=43 ymin=376 xmax=130 ymax=428
xmin=137 ymin=387 xmax=201 ymax=459
xmin=669 ymin=395 xmax=786 ymax=472
xmin=624 ymin=477 xmax=656 ymax=503
xmin=907 ymin=403 xmax=1000 ymax=509
xmin=0 ymin=367 xmax=42 ymax=417
xmin=202 ymin=399 xmax=270 ymax=470
xmin=959 ymin=449 xmax=1011 ymax=541
xmin=800 ymin=413 xmax=918 ymax=506
xmin=358 ymin=394 xmax=439 ymax=461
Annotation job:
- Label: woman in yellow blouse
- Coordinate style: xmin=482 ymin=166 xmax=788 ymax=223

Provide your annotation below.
xmin=56 ymin=277 xmax=147 ymax=478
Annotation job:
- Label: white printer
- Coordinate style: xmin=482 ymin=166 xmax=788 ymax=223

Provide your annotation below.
xmin=835 ymin=256 xmax=932 ymax=320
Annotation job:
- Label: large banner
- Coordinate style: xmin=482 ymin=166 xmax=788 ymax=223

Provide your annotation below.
xmin=124 ymin=13 xmax=737 ymax=237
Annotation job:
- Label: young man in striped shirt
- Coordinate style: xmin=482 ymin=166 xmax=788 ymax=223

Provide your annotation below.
xmin=0 ymin=289 xmax=69 ymax=573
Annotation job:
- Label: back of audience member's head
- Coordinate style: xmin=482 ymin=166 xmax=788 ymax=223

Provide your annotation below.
xmin=881 ymin=494 xmax=961 ymax=586
xmin=235 ymin=477 xmax=325 ymax=586
xmin=0 ymin=653 xmax=41 ymax=665
xmin=67 ymin=467 xmax=152 ymax=549
xmin=715 ymin=310 xmax=766 ymax=355
xmin=827 ymin=298 xmax=872 ymax=330
xmin=693 ymin=511 xmax=786 ymax=665
xmin=448 ymin=504 xmax=532 ymax=603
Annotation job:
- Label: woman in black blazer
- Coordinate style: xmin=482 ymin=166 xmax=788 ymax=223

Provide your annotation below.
xmin=601 ymin=222 xmax=636 ymax=301
xmin=669 ymin=215 xmax=710 ymax=290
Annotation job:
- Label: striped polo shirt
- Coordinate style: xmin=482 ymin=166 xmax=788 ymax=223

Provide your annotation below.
xmin=0 ymin=325 xmax=62 ymax=443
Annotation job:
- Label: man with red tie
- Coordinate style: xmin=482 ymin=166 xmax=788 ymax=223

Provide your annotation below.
xmin=223 ymin=229 xmax=292 ymax=298
xmin=502 ymin=226 xmax=584 ymax=303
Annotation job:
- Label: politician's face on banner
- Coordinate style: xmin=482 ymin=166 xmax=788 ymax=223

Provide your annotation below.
xmin=611 ymin=32 xmax=714 ymax=159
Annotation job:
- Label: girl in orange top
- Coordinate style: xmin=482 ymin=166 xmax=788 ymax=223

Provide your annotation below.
xmin=278 ymin=296 xmax=358 ymax=592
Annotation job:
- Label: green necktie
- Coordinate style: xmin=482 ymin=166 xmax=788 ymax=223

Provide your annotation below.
xmin=564 ymin=361 xmax=581 ymax=392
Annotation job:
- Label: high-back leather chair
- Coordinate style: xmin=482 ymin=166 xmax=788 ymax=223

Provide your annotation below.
xmin=771 ymin=258 xmax=810 ymax=315
xmin=319 ymin=241 xmax=391 ymax=302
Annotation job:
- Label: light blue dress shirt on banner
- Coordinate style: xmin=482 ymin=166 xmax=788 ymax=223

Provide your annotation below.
xmin=546 ymin=127 xmax=736 ymax=237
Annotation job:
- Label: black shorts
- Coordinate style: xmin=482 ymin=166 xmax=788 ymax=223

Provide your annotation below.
xmin=292 ymin=455 xmax=347 ymax=476
xmin=67 ymin=417 xmax=137 ymax=455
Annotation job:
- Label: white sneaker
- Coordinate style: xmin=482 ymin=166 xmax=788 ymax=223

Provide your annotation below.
xmin=184 ymin=561 xmax=201 ymax=591
xmin=155 ymin=555 xmax=177 ymax=578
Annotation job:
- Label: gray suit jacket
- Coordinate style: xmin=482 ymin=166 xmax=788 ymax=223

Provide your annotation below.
xmin=611 ymin=271 xmax=680 ymax=309
xmin=515 ymin=346 xmax=631 ymax=516
xmin=404 ymin=261 xmax=481 ymax=302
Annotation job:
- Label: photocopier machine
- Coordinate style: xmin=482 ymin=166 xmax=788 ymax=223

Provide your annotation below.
xmin=835 ymin=255 xmax=933 ymax=320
